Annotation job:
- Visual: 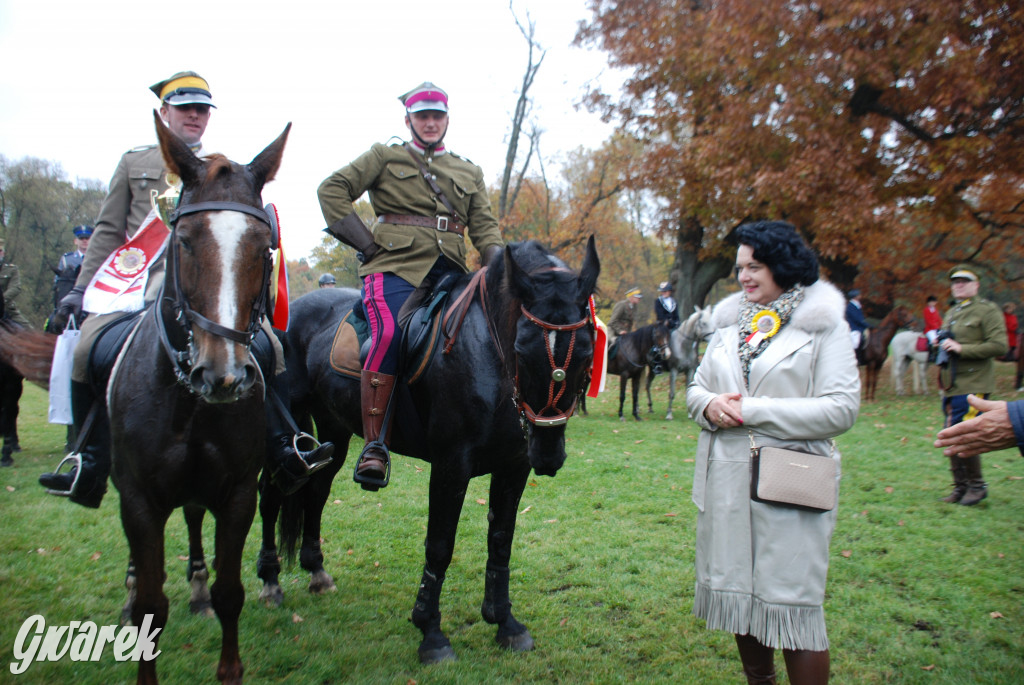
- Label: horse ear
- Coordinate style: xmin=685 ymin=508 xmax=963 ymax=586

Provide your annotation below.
xmin=248 ymin=123 xmax=291 ymax=190
xmin=154 ymin=109 xmax=203 ymax=187
xmin=576 ymin=235 xmax=601 ymax=304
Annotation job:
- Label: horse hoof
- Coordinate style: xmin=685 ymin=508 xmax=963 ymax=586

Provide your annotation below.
xmin=418 ymin=645 xmax=458 ymax=664
xmin=308 ymin=571 xmax=337 ymax=594
xmin=665 ymin=412 xmax=673 ymax=420
xmin=497 ymin=630 xmax=534 ymax=652
xmin=259 ymin=585 xmax=284 ymax=608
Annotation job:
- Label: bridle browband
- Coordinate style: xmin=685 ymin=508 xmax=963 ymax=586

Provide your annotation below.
xmin=157 ymin=200 xmax=273 ymax=388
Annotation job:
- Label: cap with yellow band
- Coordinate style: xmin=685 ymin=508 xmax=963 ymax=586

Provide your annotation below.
xmin=149 ymin=71 xmax=215 ymax=108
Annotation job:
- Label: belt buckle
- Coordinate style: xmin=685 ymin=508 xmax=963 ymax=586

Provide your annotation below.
xmin=436 ymin=216 xmax=449 ymax=232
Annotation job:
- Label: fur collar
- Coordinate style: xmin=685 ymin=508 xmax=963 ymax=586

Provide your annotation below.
xmin=711 ymin=280 xmax=846 ymax=334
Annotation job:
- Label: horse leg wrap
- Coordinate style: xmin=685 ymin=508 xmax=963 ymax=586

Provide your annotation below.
xmin=481 ymin=564 xmax=512 ymax=624
xmin=299 ymin=538 xmax=324 ymax=573
xmin=411 ymin=566 xmax=445 ymax=632
xmin=256 ymin=547 xmax=282 ymax=583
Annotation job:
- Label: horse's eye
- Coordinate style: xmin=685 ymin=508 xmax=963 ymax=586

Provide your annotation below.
xmin=179 ymin=237 xmax=193 ymax=254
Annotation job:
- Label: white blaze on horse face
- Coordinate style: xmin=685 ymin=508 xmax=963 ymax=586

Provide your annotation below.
xmin=207 ymin=212 xmax=248 ymax=369
xmin=547 ymin=330 xmax=557 ymax=356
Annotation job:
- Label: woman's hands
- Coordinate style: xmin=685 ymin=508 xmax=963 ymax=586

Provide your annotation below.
xmin=704 ymin=392 xmax=743 ymax=428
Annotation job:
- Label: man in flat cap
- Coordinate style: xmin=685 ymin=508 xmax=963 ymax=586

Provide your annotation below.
xmin=40 ymin=71 xmax=331 ymax=508
xmin=936 ymin=264 xmax=1007 ymax=506
xmin=318 ymin=81 xmax=503 ymax=490
xmin=608 ymin=287 xmax=643 ymax=347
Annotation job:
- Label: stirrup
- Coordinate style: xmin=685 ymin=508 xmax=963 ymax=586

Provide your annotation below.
xmin=293 ymin=432 xmax=334 ymax=474
xmin=353 ymin=441 xmax=391 ymax=491
xmin=44 ymin=453 xmax=83 ymax=496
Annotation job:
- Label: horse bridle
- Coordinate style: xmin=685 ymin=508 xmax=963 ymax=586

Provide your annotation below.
xmin=157 ymin=200 xmax=274 ymax=386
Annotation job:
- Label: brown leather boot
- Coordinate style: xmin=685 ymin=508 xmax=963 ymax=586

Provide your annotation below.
xmin=782 ymin=648 xmax=829 ymax=685
xmin=959 ymin=455 xmax=988 ymax=506
xmin=354 ymin=370 xmax=396 ymax=490
xmin=736 ymin=633 xmax=777 ymax=684
xmin=940 ymin=455 xmax=968 ymax=503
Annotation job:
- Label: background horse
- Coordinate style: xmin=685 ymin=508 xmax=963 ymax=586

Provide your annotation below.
xmin=646 ymin=306 xmax=712 ymax=420
xmin=891 ymin=330 xmax=930 ymax=396
xmin=279 ymin=238 xmax=599 ymax=663
xmin=607 ymin=322 xmax=670 ymax=421
xmin=861 ymin=305 xmax=916 ymax=401
xmin=106 ymin=114 xmax=288 ymax=684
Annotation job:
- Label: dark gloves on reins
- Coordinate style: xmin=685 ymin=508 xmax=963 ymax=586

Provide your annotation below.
xmin=58 ymin=285 xmax=85 ymax=322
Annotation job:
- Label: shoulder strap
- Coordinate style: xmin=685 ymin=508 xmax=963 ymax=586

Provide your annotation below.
xmin=403 ymin=144 xmax=463 ymax=224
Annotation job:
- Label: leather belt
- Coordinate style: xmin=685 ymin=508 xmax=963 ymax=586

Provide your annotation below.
xmin=378 ymin=214 xmax=466 ymax=236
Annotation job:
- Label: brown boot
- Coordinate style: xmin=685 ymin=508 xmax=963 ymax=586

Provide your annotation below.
xmin=736 ymin=633 xmax=777 ymax=684
xmin=959 ymin=455 xmax=988 ymax=506
xmin=940 ymin=455 xmax=968 ymax=503
xmin=782 ymin=648 xmax=829 ymax=685
xmin=354 ymin=370 xmax=396 ymax=491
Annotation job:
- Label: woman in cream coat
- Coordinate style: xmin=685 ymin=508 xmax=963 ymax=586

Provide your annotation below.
xmin=686 ymin=221 xmax=860 ymax=684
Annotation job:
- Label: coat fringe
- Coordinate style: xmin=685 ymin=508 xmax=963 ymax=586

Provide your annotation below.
xmin=694 ymin=583 xmax=829 ymax=651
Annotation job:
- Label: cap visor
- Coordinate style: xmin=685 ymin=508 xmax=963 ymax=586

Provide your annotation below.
xmin=408 ymin=100 xmax=447 ymax=113
xmin=165 ymin=93 xmax=216 ymax=107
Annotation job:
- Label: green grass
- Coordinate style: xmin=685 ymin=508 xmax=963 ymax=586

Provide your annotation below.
xmin=1 ymin=361 xmax=1022 ymax=684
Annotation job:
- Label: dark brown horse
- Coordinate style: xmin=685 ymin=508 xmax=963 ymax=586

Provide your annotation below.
xmin=607 ymin=322 xmax=671 ymax=421
xmin=106 ymin=113 xmax=288 ymax=684
xmin=862 ymin=305 xmax=916 ymax=401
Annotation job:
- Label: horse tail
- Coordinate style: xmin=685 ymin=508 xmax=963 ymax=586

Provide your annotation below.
xmin=278 ymin=486 xmax=305 ymax=566
xmin=0 ymin=322 xmax=56 ymax=386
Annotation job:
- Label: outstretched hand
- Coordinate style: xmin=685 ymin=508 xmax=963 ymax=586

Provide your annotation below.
xmin=934 ymin=394 xmax=1014 ymax=457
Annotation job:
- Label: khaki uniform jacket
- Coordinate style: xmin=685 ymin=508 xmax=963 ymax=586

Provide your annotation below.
xmin=608 ymin=299 xmax=637 ymax=336
xmin=940 ymin=296 xmax=1008 ymax=396
xmin=0 ymin=260 xmax=32 ymax=327
xmin=76 ymin=145 xmax=172 ymax=290
xmin=318 ymin=142 xmax=503 ymax=287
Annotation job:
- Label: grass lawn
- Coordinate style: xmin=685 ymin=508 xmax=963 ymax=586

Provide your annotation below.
xmin=0 ymin=360 xmax=1021 ymax=684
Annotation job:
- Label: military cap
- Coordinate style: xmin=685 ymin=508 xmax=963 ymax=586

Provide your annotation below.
xmin=658 ymin=281 xmax=673 ymax=292
xmin=625 ymin=287 xmax=642 ymax=299
xmin=318 ymin=273 xmax=336 ymax=286
xmin=73 ymin=224 xmax=94 ymax=238
xmin=399 ymin=82 xmax=448 ymax=113
xmin=150 ymin=71 xmax=216 ymax=108
xmin=949 ymin=264 xmax=979 ymax=281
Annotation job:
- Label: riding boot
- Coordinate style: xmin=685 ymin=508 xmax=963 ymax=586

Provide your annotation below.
xmin=782 ymin=648 xmax=829 ymax=685
xmin=940 ymin=455 xmax=968 ymax=503
xmin=735 ymin=633 xmax=777 ymax=684
xmin=38 ymin=380 xmax=109 ymax=508
xmin=265 ymin=373 xmax=334 ymax=496
xmin=959 ymin=455 xmax=988 ymax=506
xmin=354 ymin=370 xmax=396 ymax=491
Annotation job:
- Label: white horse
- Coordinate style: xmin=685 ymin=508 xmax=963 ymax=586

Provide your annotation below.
xmin=891 ymin=330 xmax=930 ymax=395
xmin=647 ymin=305 xmax=714 ymax=419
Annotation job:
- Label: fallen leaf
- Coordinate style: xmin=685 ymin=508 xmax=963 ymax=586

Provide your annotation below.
xmin=292 ymin=613 xmax=304 ymax=623
xmin=873 ymin=423 xmax=887 ymax=428
xmin=998 ymin=553 xmax=1005 ymax=558
xmin=684 ymin=458 xmax=694 ymax=463
xmin=664 ymin=513 xmax=677 ymax=517
xmin=333 ymin=499 xmax=341 ymax=504
xmin=5 ymin=485 xmax=14 ymax=492
xmin=544 ymin=519 xmax=558 ymax=523
xmin=347 ymin=549 xmax=354 ymax=555
xmin=414 ymin=466 xmax=423 ymax=473
xmin=177 ymin=555 xmax=189 ymax=561
xmin=899 ymin=436 xmax=908 ymax=444
xmin=374 ymin=561 xmax=380 ymax=568
xmin=663 ymin=474 xmax=669 ymax=478
xmin=898 ymin=520 xmax=905 ymax=526
xmin=407 ymin=680 xmax=418 ymax=685
xmin=921 ymin=665 xmax=935 ymax=671
xmin=884 ymin=486 xmax=894 ymax=494
xmin=861 ymin=510 xmax=869 ymax=516
xmin=1008 ymin=476 xmax=1023 ymax=481
xmin=841 ymin=550 xmax=852 ymax=558
xmin=90 ymin=552 xmax=101 ymax=561
xmin=634 ymin=439 xmax=644 ymax=444
xmin=990 ymin=611 xmax=1004 ymax=619
xmin=520 ymin=505 xmax=532 ymax=514
xmin=475 ymin=498 xmax=487 ymax=505
xmin=559 ymin=617 xmax=568 ymax=627
xmin=36 ymin=548 xmax=47 ymax=555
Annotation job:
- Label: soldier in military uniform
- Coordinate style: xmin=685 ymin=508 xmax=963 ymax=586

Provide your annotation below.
xmin=607 ymin=287 xmax=642 ymax=346
xmin=0 ymin=240 xmax=31 ymax=328
xmin=40 ymin=71 xmax=331 ymax=508
xmin=936 ymin=264 xmax=1008 ymax=506
xmin=318 ymin=81 xmax=504 ymax=490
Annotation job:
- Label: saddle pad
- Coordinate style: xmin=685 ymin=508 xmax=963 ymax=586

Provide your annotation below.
xmin=328 ymin=303 xmax=445 ymax=385
xmin=329 ymin=310 xmax=363 ymax=380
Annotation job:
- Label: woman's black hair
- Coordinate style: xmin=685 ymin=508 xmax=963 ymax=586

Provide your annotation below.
xmin=734 ymin=220 xmax=819 ymax=290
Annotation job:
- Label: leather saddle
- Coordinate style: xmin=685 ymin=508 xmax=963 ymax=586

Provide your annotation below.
xmin=87 ymin=310 xmax=146 ymax=392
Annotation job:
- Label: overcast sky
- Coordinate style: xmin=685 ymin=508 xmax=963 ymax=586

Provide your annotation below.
xmin=0 ymin=0 xmax=624 ymax=260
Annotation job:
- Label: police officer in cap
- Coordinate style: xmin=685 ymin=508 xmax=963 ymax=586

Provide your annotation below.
xmin=58 ymin=225 xmax=93 ymax=274
xmin=40 ymin=71 xmax=332 ymax=508
xmin=318 ymin=273 xmax=337 ymax=288
xmin=318 ymin=81 xmax=504 ymax=490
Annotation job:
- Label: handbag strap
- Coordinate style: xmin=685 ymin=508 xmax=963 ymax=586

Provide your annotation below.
xmin=403 ymin=143 xmax=463 ymax=225
xmin=748 ymin=430 xmax=836 ymax=457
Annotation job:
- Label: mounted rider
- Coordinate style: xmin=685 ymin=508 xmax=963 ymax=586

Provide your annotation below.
xmin=318 ymin=81 xmax=504 ymax=490
xmin=318 ymin=273 xmax=337 ymax=288
xmin=38 ymin=71 xmax=332 ymax=508
xmin=607 ymin=287 xmax=642 ymax=348
xmin=654 ymin=281 xmax=680 ymax=329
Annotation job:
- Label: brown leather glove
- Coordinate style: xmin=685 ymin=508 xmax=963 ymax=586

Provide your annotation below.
xmin=481 ymin=244 xmax=503 ymax=267
xmin=324 ymin=213 xmax=379 ymax=264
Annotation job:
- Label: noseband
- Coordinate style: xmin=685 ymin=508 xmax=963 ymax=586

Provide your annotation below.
xmin=157 ymin=201 xmax=273 ymax=387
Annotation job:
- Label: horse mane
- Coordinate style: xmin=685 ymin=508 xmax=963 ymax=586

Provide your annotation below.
xmin=200 ymin=154 xmax=233 ymax=188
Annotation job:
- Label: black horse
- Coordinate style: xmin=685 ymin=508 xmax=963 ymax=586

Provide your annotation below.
xmin=272 ymin=238 xmax=599 ymax=663
xmin=606 ymin=322 xmax=671 ymax=421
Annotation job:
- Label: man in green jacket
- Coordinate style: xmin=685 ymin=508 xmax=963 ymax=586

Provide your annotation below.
xmin=318 ymin=81 xmax=503 ymax=490
xmin=0 ymin=240 xmax=32 ymax=328
xmin=937 ymin=264 xmax=1008 ymax=506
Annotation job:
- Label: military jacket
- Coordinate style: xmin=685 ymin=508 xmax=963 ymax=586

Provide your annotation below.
xmin=0 ymin=260 xmax=31 ymax=327
xmin=76 ymin=145 xmax=172 ymax=289
xmin=939 ymin=296 xmax=1007 ymax=396
xmin=318 ymin=142 xmax=503 ymax=287
xmin=608 ymin=299 xmax=637 ymax=336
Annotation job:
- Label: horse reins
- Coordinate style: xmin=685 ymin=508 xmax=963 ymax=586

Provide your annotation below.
xmin=441 ymin=264 xmax=592 ymax=429
xmin=157 ymin=201 xmax=274 ymax=386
